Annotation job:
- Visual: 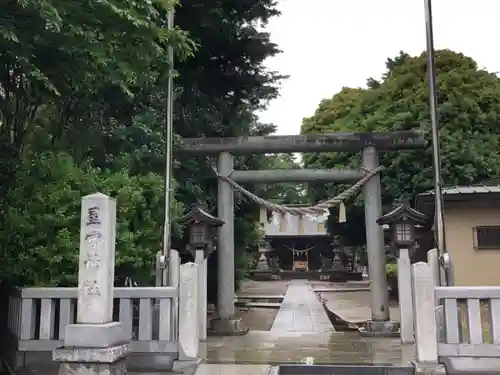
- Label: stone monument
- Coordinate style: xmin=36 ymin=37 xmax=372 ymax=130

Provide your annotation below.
xmin=53 ymin=193 xmax=129 ymax=375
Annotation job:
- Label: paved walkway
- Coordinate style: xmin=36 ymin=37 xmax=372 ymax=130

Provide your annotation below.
xmin=270 ymin=280 xmax=335 ymax=333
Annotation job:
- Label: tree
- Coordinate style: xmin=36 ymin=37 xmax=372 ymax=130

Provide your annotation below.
xmin=0 ymin=0 xmax=194 ymax=191
xmin=257 ymin=153 xmax=309 ymax=204
xmin=172 ymin=0 xmax=286 ymax=298
xmin=0 ymin=151 xmax=184 ymax=286
xmin=302 ymin=50 xmax=500 ymax=243
xmin=0 ymin=0 xmax=286 ymax=294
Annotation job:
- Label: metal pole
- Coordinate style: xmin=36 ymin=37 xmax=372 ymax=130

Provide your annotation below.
xmin=424 ymin=0 xmax=451 ymax=286
xmin=160 ymin=8 xmax=175 ymax=286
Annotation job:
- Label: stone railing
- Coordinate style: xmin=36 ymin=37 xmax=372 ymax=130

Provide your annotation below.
xmin=435 ymin=286 xmax=500 ymax=357
xmin=3 ymin=262 xmax=199 ymax=373
xmin=412 ymin=261 xmax=500 ymax=374
xmin=7 ymin=286 xmax=178 ymax=353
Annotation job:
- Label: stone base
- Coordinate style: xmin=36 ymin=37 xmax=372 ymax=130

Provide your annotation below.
xmin=208 ymin=318 xmax=249 ymax=336
xmin=64 ymin=322 xmax=127 ymax=348
xmin=256 ymin=260 xmax=270 ymax=272
xmin=58 ymin=359 xmax=126 ymax=375
xmin=440 ymin=357 xmax=500 ymax=375
xmin=53 ymin=343 xmax=129 ymax=363
xmin=358 ymin=320 xmax=400 ymax=338
xmin=412 ymin=361 xmax=446 ymax=375
xmin=251 ymin=270 xmax=363 ymax=282
xmin=172 ymin=358 xmax=202 ymax=375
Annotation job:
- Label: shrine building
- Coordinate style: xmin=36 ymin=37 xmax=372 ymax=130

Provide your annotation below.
xmin=259 ymin=205 xmax=335 ymax=272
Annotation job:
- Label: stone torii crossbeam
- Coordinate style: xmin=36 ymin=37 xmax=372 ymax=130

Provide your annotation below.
xmin=179 ymin=131 xmax=426 ymax=335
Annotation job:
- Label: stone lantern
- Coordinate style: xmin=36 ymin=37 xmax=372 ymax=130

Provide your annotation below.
xmin=181 ymin=202 xmax=224 ymax=259
xmin=256 ymin=240 xmax=271 ymax=271
xmin=377 ymin=200 xmax=427 ymax=251
xmin=376 ymin=199 xmax=427 ymax=344
xmin=330 ymin=235 xmax=345 ymax=271
xmin=180 ymin=202 xmax=224 ymax=340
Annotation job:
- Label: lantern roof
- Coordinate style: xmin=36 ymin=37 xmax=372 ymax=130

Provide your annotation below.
xmin=180 ymin=202 xmax=225 ymax=227
xmin=376 ymin=200 xmax=427 ymax=226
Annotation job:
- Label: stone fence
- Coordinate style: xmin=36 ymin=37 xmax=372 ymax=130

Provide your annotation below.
xmin=411 ymin=256 xmax=500 ymax=375
xmin=3 ymin=281 xmax=197 ymax=372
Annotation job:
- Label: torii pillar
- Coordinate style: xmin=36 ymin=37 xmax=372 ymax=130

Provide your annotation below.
xmin=216 ymin=152 xmax=236 ymax=323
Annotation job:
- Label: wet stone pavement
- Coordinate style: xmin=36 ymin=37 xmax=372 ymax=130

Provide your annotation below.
xmin=200 ymin=330 xmax=414 ymax=365
xmin=200 ymin=279 xmax=414 ymax=367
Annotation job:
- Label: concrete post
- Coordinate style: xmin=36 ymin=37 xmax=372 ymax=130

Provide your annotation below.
xmin=53 ymin=193 xmax=128 ymax=375
xmin=155 ymin=251 xmax=162 ymax=286
xmin=169 ymin=249 xmax=180 ymax=286
xmin=410 ymin=261 xmax=451 ymax=372
xmin=169 ymin=249 xmax=180 ymax=340
xmin=427 ymin=248 xmax=440 ymax=287
xmin=178 ymin=262 xmax=199 ymax=360
xmin=217 ymin=152 xmax=235 ymax=320
xmin=398 ymin=248 xmax=414 ymax=343
xmin=362 ymin=147 xmax=390 ymax=322
xmin=411 ymin=262 xmax=443 ymax=372
xmin=195 ymin=249 xmax=207 ymax=340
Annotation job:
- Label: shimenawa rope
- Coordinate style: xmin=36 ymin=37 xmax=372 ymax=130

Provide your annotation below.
xmin=211 ymin=166 xmax=385 ymax=216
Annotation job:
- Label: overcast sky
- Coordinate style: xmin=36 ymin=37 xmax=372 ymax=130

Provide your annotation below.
xmin=257 ymin=0 xmax=500 ymax=135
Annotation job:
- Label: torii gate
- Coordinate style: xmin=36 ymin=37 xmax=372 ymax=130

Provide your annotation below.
xmin=180 ymin=131 xmax=425 ymax=335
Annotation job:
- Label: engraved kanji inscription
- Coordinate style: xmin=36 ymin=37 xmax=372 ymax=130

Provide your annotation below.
xmin=84 ymin=251 xmax=101 ymax=269
xmin=86 ymin=206 xmax=101 ymax=225
xmin=81 ymin=280 xmax=101 ymax=296
xmin=85 ymin=231 xmax=102 ymax=250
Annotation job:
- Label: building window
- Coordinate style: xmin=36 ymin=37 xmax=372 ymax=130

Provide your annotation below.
xmin=474 ymin=226 xmax=500 ymax=249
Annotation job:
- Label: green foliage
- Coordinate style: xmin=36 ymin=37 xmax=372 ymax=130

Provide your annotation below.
xmin=0 ymin=151 xmax=184 ymax=287
xmin=0 ymin=0 xmax=193 ymax=98
xmin=386 ymin=263 xmax=397 ymax=279
xmin=302 ymin=50 xmax=500 ymax=243
xmin=0 ymin=0 xmax=194 ymax=192
xmin=257 ymin=154 xmax=309 ymax=204
xmin=0 ymin=0 xmax=284 ymax=293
